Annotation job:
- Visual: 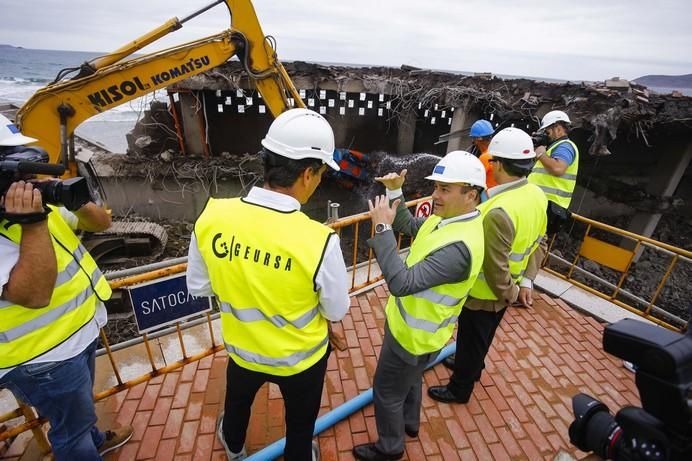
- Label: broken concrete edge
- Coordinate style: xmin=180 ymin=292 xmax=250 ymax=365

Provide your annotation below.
xmin=165 ymin=60 xmax=692 ymax=158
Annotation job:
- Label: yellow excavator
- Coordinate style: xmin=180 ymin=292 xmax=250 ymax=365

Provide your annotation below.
xmin=13 ymin=0 xmax=305 ymax=260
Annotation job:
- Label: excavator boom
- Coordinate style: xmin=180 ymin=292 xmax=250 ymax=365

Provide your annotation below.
xmin=15 ymin=0 xmax=303 ymax=170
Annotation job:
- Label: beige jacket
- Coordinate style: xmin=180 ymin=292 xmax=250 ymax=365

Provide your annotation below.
xmin=465 ymin=183 xmax=545 ymax=313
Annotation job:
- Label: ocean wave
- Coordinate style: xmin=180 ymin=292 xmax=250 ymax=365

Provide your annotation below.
xmin=0 ymin=76 xmax=50 ymax=84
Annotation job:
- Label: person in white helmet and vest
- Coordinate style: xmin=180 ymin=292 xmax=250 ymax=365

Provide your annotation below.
xmin=0 ymin=114 xmax=133 ymax=460
xmin=351 ymin=151 xmax=486 ymax=461
xmin=186 ymin=108 xmax=350 ymax=461
xmin=428 ymin=128 xmax=547 ymax=405
xmin=528 ymin=110 xmax=580 ymax=208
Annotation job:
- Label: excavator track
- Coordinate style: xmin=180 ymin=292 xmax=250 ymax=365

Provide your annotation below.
xmin=83 ymin=221 xmax=168 ymax=263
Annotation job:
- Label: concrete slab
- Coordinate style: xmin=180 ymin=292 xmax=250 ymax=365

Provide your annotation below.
xmin=535 ymin=269 xmax=656 ymax=325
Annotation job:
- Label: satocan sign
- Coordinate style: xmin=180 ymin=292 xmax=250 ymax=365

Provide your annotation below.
xmin=127 ymin=273 xmax=212 ymax=333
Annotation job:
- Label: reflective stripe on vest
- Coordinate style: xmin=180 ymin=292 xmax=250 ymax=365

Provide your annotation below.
xmin=385 ymin=212 xmax=485 ymax=355
xmin=193 ymin=197 xmax=332 ymax=376
xmin=394 ymin=297 xmax=460 ymax=333
xmin=469 ymin=182 xmax=547 ymax=301
xmin=0 ymin=207 xmax=111 ymax=368
xmin=224 ymin=335 xmax=329 ymax=368
xmin=0 ymin=285 xmax=95 ymax=343
xmin=0 ymin=245 xmax=90 ymax=310
xmin=220 ymin=302 xmax=320 ymax=329
xmin=509 ymin=234 xmax=544 ymax=262
xmin=411 ymin=289 xmax=461 ymax=307
xmin=528 ymin=138 xmax=579 ymax=208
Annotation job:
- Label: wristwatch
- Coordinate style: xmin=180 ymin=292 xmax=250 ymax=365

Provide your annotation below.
xmin=375 ymin=223 xmax=392 ymax=234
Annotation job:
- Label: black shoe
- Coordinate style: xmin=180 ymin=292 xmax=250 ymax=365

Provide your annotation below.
xmin=404 ymin=426 xmax=418 ymax=438
xmin=427 ymin=385 xmax=471 ymax=404
xmin=352 ymin=443 xmax=403 ymax=461
xmin=442 ymin=354 xmax=455 ymax=370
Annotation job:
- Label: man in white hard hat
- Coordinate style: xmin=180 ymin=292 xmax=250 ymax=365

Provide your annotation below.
xmin=428 ymin=128 xmax=547 ymax=405
xmin=352 ymin=151 xmax=486 ymax=461
xmin=186 ymin=108 xmax=350 ymax=461
xmin=0 ymin=114 xmax=132 ymax=460
xmin=528 ymin=110 xmax=580 ymax=209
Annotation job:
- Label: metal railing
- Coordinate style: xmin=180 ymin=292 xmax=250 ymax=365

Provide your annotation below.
xmin=543 ymin=212 xmax=691 ymax=331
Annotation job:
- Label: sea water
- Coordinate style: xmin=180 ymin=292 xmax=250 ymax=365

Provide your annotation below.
xmin=0 ymin=45 xmax=167 ymax=153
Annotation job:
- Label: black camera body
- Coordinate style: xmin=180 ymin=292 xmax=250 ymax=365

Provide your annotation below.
xmin=531 ymin=131 xmax=551 ymax=148
xmin=0 ymin=147 xmax=92 ymax=213
xmin=569 ymin=319 xmax=692 ymax=460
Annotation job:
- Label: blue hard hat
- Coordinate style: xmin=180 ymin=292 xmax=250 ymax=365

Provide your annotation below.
xmin=470 ymin=119 xmax=494 ymax=138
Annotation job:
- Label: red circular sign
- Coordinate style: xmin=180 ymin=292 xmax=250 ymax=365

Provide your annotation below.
xmin=415 ymin=201 xmax=432 ymax=217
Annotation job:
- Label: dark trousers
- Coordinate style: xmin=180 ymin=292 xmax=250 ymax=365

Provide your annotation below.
xmin=223 ymin=349 xmax=329 ymax=461
xmin=448 ymin=307 xmax=506 ymax=397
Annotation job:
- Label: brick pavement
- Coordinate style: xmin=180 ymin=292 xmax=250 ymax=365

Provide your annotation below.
xmin=4 ymin=285 xmax=640 ymax=460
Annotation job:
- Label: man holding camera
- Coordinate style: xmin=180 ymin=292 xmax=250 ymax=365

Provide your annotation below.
xmin=428 ymin=128 xmax=547 ymax=405
xmin=528 ymin=110 xmax=580 ymax=209
xmin=0 ymin=116 xmax=132 ymax=460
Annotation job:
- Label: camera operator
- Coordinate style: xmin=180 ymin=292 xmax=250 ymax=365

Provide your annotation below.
xmin=528 ymin=110 xmax=580 ymax=209
xmin=0 ymin=116 xmax=132 ymax=460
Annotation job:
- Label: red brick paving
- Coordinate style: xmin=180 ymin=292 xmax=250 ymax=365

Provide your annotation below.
xmin=3 ymin=284 xmax=640 ymax=460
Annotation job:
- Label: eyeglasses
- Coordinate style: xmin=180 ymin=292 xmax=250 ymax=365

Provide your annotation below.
xmin=488 ymin=158 xmax=500 ymax=163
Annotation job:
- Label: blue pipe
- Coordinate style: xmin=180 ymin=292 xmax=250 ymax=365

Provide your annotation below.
xmin=246 ymin=342 xmax=456 ymax=460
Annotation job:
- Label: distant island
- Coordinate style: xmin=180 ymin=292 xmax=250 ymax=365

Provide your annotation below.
xmin=634 ymin=74 xmax=692 ymax=89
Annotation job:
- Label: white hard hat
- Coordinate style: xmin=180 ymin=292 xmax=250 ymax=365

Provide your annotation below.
xmin=425 ymin=150 xmax=486 ymax=189
xmin=0 ymin=114 xmax=37 ymax=146
xmin=539 ymin=110 xmax=571 ymax=130
xmin=261 ymin=108 xmax=339 ymax=170
xmin=488 ymin=127 xmax=536 ymax=160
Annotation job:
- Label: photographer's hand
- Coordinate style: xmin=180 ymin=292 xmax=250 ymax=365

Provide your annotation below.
xmin=4 ymin=181 xmax=44 ymax=216
xmin=535 ymin=146 xmax=546 ymax=160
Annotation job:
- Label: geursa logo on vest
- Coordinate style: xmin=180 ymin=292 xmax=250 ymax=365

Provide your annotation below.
xmin=211 ymin=232 xmax=293 ymax=271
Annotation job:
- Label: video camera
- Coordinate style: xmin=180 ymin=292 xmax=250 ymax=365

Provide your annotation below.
xmin=569 ymin=318 xmax=692 ymax=461
xmin=531 ymin=131 xmax=550 ymax=148
xmin=0 ymin=147 xmax=92 ymax=212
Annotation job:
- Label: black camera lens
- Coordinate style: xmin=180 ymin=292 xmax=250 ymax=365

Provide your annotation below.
xmin=31 ymin=177 xmax=91 ymax=211
xmin=569 ymin=393 xmax=622 ymax=459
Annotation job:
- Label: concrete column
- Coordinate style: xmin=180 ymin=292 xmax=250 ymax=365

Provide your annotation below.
xmin=625 ymin=141 xmax=692 ymax=251
xmin=396 ymin=108 xmax=417 ymax=155
xmin=179 ymin=92 xmax=206 ymax=156
xmin=446 ymin=100 xmax=471 ymax=153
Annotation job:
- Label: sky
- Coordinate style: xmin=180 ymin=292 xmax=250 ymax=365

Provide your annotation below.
xmin=1 ymin=0 xmax=691 ymax=82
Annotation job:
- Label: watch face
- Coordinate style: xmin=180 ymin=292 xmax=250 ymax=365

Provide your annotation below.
xmin=375 ymin=223 xmax=385 ymax=233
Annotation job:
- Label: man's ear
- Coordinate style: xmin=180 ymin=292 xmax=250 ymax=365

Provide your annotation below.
xmin=302 ymin=166 xmax=315 ymax=185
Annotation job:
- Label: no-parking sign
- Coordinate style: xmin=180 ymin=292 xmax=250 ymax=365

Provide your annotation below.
xmin=414 ymin=200 xmax=433 ymax=218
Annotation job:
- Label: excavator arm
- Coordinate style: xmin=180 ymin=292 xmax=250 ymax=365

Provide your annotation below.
xmin=16 ymin=0 xmax=304 ymax=174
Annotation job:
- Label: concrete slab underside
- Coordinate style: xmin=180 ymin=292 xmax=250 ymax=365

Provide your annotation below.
xmin=3 ymin=286 xmax=640 ymax=461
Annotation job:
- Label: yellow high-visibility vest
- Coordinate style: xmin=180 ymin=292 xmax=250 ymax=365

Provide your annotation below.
xmin=528 ymin=138 xmax=579 ymax=208
xmin=194 ymin=197 xmax=333 ymax=376
xmin=385 ymin=212 xmax=484 ymax=355
xmin=469 ymin=182 xmax=547 ymax=300
xmin=0 ymin=206 xmax=111 ymax=368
